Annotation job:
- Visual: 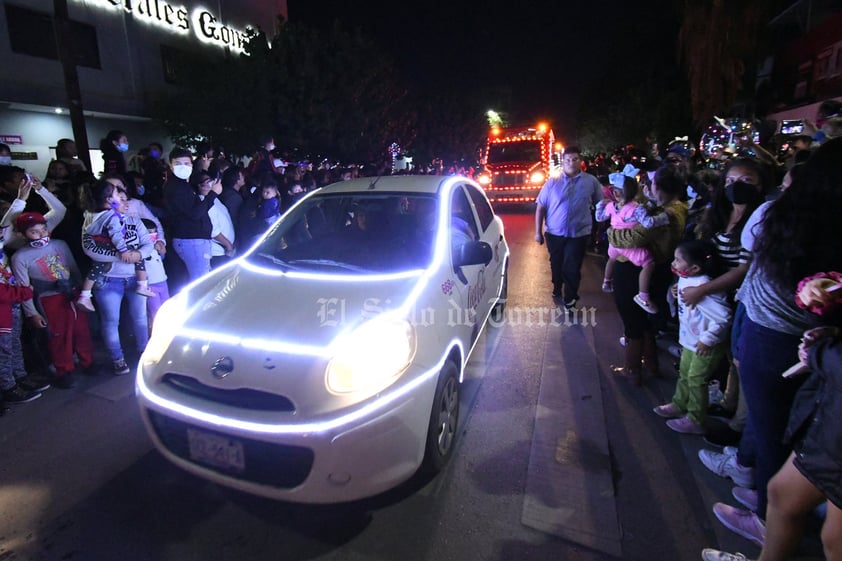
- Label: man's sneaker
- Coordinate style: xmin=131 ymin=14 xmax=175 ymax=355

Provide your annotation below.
xmin=601 ymin=279 xmax=614 ymax=293
xmin=18 ymin=376 xmax=50 ymax=393
xmin=653 ymin=403 xmax=683 ymax=418
xmin=713 ymin=503 xmax=765 ymax=546
xmin=633 ymin=293 xmax=658 ymax=314
xmin=135 ymin=286 xmax=156 ymax=297
xmin=667 ymin=416 xmax=705 ymax=434
xmin=732 ymin=486 xmax=759 ymax=512
xmin=701 ymin=549 xmax=752 ymax=561
xmin=113 ymin=359 xmax=131 ymax=376
xmin=75 ymin=295 xmax=95 ymax=312
xmin=698 ymin=447 xmax=754 ymax=488
xmin=53 ymin=373 xmax=77 ymax=389
xmin=3 ymin=385 xmax=42 ymax=404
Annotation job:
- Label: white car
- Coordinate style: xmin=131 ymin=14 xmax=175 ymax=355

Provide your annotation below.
xmin=137 ymin=175 xmax=509 ymax=503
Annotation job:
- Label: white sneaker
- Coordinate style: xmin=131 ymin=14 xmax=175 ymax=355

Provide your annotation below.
xmin=135 ymin=286 xmax=156 ymax=297
xmin=698 ymin=448 xmax=755 ymax=488
xmin=634 ymin=293 xmax=659 ymax=314
xmin=701 ymin=549 xmax=751 ymax=561
xmin=75 ymin=295 xmax=95 ymax=312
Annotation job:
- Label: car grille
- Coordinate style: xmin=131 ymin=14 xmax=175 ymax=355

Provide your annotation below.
xmin=147 ymin=409 xmax=314 ymax=488
xmin=161 ymin=373 xmax=295 ymax=412
xmin=492 ymin=172 xmax=526 ymax=187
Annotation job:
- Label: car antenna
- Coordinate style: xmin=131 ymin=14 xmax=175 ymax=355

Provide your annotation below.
xmin=368 ymin=176 xmax=381 ymax=189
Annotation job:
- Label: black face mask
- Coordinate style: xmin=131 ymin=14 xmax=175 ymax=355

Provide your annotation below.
xmin=725 ymin=181 xmax=760 ymax=205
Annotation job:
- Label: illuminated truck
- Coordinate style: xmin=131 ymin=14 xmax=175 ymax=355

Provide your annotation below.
xmin=477 ymin=123 xmax=561 ymax=204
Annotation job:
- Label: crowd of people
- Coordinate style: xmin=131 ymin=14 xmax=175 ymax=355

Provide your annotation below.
xmin=535 ymin=104 xmax=842 ymax=560
xmin=2 ymin=105 xmax=841 ymax=560
xmin=0 ymin=131 xmax=369 ymax=404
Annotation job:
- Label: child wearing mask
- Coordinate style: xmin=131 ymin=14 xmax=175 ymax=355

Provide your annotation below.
xmin=139 ymin=218 xmax=169 ymax=332
xmin=11 ymin=212 xmax=94 ymax=389
xmin=77 ymin=181 xmax=155 ymax=312
xmin=0 ymin=223 xmax=44 ymax=405
xmin=655 ymin=239 xmax=732 ymax=434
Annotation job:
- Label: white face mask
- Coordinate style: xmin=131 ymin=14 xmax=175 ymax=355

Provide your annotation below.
xmin=0 ymin=156 xmax=11 ymax=166
xmin=172 ymin=163 xmax=192 ymax=180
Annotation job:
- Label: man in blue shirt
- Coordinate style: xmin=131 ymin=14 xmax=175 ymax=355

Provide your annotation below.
xmin=534 ymin=146 xmax=601 ymax=309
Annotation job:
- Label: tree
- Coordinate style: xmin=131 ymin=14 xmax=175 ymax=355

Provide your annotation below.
xmin=153 ymin=18 xmax=414 ymax=163
xmin=677 ymin=0 xmax=780 ymax=126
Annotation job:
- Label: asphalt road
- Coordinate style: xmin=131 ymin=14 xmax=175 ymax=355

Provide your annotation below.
xmin=0 ymin=209 xmax=805 ymax=561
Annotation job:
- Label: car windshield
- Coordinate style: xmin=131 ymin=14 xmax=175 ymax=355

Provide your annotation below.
xmin=487 ymin=140 xmax=542 ymax=164
xmin=245 ymin=192 xmax=440 ymax=273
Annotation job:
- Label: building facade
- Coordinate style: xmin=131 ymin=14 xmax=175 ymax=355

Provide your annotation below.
xmin=0 ymin=0 xmax=286 ymax=177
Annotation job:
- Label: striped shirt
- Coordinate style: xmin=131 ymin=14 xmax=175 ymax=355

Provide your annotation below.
xmin=712 ymin=230 xmax=750 ymax=271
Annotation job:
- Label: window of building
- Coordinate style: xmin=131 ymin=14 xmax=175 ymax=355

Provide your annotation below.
xmin=5 ymin=4 xmax=100 ymax=69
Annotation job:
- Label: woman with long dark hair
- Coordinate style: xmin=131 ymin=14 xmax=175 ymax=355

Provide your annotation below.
xmin=704 ymin=138 xmax=842 ymax=546
xmin=685 ymin=157 xmax=772 ymax=445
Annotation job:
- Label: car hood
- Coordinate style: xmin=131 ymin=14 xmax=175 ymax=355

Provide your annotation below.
xmin=181 ymin=263 xmax=425 ymax=347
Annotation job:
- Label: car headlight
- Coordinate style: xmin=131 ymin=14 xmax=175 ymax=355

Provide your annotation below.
xmin=530 ymin=171 xmax=546 ymax=184
xmin=326 ymin=315 xmax=416 ymax=394
xmin=477 ymin=174 xmax=491 ymax=186
xmin=142 ymin=293 xmax=189 ymax=363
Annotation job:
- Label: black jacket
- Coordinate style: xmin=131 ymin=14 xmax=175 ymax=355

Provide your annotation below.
xmin=785 ymin=335 xmax=842 ymax=508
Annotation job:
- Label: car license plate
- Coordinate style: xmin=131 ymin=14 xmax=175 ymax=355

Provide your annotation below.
xmin=187 ymin=428 xmax=245 ymax=472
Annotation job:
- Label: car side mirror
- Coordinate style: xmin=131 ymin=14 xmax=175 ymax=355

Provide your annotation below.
xmin=453 ymin=240 xmax=492 ymax=268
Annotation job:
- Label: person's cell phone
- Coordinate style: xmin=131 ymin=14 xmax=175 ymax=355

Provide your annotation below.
xmin=781 ymin=119 xmax=804 ymax=135
xmin=24 ymin=172 xmax=32 ymax=182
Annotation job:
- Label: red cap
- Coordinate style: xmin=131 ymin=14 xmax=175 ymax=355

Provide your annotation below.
xmin=15 ymin=212 xmax=47 ymax=233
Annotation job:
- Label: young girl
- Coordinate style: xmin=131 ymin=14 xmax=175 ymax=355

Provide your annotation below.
xmin=76 ymin=181 xmax=154 ymax=312
xmin=654 ymin=239 xmax=732 ymax=434
xmin=595 ymin=164 xmax=669 ymax=313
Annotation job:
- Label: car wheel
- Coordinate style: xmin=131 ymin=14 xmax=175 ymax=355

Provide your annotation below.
xmin=421 ymin=360 xmax=460 ymax=474
xmin=491 ymin=265 xmax=507 ymax=322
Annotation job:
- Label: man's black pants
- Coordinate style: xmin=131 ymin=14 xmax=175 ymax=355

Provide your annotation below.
xmin=544 ymin=233 xmax=588 ymax=304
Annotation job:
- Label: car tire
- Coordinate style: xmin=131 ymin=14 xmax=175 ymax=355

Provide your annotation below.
xmin=421 ymin=360 xmax=460 ymax=474
xmin=491 ymin=264 xmax=508 ymax=323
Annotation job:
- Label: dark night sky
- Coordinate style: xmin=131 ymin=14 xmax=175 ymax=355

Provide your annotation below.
xmin=287 ymin=0 xmax=652 ymax=140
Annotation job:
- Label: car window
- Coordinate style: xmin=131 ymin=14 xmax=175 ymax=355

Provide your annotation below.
xmin=246 ymin=192 xmax=439 ymax=273
xmin=465 ymin=183 xmax=494 ymax=231
xmin=450 ymin=187 xmax=479 ymax=246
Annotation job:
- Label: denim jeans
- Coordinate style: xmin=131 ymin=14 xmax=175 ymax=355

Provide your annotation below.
xmin=173 ymin=238 xmax=212 ymax=282
xmin=736 ymin=314 xmax=804 ymax=519
xmin=93 ymin=276 xmax=148 ymax=362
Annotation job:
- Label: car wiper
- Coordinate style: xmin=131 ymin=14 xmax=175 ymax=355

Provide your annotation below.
xmin=285 ymin=259 xmax=371 ymax=272
xmin=255 ymin=252 xmax=289 ymax=270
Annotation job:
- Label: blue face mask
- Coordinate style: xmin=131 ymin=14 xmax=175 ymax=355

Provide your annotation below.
xmin=0 ymin=156 xmax=11 ymax=166
xmin=117 ymin=142 xmax=129 ymax=152
xmin=136 ymin=185 xmax=145 ymax=197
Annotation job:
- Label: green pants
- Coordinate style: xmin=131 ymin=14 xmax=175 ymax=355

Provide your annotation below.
xmin=672 ymin=345 xmax=725 ymax=424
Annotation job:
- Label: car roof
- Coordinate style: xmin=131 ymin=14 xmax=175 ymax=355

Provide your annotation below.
xmin=314 ymin=175 xmax=465 ymax=196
